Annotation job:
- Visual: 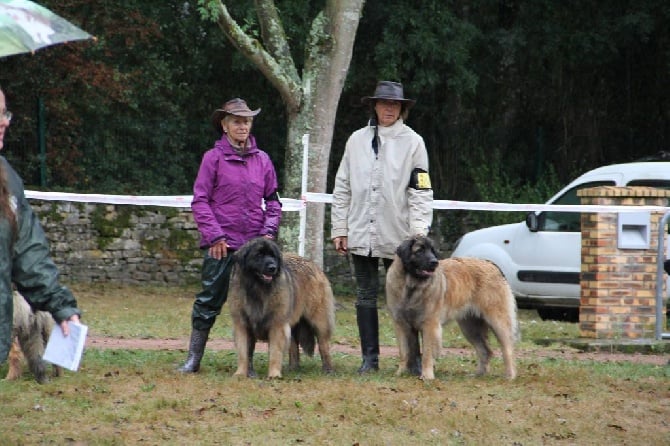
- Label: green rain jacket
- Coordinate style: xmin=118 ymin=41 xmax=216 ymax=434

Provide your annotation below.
xmin=0 ymin=156 xmax=80 ymax=363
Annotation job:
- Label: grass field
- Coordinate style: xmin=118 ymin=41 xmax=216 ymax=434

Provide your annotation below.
xmin=1 ymin=283 xmax=668 ymax=445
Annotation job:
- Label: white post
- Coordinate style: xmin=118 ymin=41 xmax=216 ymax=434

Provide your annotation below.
xmin=298 ymin=133 xmax=309 ymax=257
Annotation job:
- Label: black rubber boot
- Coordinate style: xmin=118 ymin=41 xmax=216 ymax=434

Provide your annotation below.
xmin=178 ymin=328 xmax=210 ymax=373
xmin=356 ymin=306 xmax=379 ymax=374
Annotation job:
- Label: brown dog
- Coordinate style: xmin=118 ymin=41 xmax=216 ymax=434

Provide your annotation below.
xmin=5 ymin=291 xmax=61 ymax=383
xmin=228 ymin=237 xmax=335 ymax=378
xmin=386 ymin=236 xmax=518 ymax=380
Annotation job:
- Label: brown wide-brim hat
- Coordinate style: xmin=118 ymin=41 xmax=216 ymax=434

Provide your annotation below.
xmin=361 ymin=81 xmax=416 ymax=108
xmin=211 ymin=98 xmax=261 ymax=134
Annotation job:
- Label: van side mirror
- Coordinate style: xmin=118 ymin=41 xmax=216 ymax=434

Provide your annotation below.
xmin=526 ymin=212 xmax=539 ymax=232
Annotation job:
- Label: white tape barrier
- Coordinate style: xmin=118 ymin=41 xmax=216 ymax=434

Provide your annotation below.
xmin=24 ymin=190 xmax=306 ymax=211
xmin=303 ymin=193 xmax=670 ymax=213
xmin=25 ymin=190 xmax=670 ymax=214
xmin=25 ymin=191 xmax=193 ymax=208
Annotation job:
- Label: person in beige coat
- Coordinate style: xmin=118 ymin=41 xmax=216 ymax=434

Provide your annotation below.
xmin=331 ymin=80 xmax=433 ymax=373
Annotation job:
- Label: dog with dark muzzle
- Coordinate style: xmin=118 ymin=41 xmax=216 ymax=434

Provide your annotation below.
xmin=386 ymin=235 xmax=519 ymax=380
xmin=228 ymin=237 xmax=335 ymax=378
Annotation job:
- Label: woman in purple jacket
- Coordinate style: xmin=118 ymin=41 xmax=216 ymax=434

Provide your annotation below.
xmin=178 ymin=98 xmax=282 ymax=373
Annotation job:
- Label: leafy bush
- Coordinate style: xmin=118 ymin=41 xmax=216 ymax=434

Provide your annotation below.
xmin=462 ymin=146 xmax=564 ymax=229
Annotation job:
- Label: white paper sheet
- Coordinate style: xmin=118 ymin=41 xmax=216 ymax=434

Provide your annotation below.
xmin=42 ymin=321 xmax=88 ymax=371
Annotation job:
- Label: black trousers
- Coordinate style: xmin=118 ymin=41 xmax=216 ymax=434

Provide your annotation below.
xmin=351 ymin=254 xmax=393 ymax=309
xmin=191 ymin=250 xmax=235 ymax=331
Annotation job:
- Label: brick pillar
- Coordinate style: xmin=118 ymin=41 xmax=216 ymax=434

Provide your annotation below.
xmin=578 ymin=186 xmax=670 ymax=339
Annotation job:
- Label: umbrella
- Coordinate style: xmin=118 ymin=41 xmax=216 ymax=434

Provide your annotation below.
xmin=0 ymin=0 xmax=93 ymax=58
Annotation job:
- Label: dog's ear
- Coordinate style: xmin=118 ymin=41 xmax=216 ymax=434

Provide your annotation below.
xmin=234 ymin=242 xmax=250 ymax=268
xmin=396 ymin=237 xmax=414 ymax=259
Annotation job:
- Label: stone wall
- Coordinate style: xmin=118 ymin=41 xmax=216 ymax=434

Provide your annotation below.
xmin=31 ymin=201 xmax=204 ymax=284
xmin=29 ymin=200 xmax=357 ymax=287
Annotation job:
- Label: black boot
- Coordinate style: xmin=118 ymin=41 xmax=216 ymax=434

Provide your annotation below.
xmin=356 ymin=306 xmax=379 ymax=374
xmin=178 ymin=328 xmax=210 ymax=373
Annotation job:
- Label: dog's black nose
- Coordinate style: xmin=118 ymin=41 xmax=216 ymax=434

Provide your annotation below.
xmin=428 ymin=259 xmax=439 ymax=270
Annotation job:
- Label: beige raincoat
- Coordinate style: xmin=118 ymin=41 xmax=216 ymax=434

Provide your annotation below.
xmin=331 ymin=119 xmax=433 ymax=258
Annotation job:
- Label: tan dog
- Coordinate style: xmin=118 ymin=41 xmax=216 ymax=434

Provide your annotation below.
xmin=228 ymin=237 xmax=335 ymax=378
xmin=5 ymin=291 xmax=61 ymax=383
xmin=386 ymin=236 xmax=519 ymax=380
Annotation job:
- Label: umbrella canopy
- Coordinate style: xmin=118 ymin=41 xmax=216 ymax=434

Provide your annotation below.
xmin=0 ymin=0 xmax=93 ymax=58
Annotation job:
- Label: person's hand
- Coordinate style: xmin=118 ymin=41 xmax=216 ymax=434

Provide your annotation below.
xmin=262 ymin=234 xmax=275 ymax=240
xmin=209 ymin=239 xmax=228 ymax=260
xmin=59 ymin=314 xmax=80 ymax=337
xmin=334 ymin=236 xmax=348 ymax=255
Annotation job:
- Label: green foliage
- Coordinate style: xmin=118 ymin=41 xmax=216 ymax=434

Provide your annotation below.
xmin=196 ymin=0 xmax=222 ymax=21
xmin=372 ymin=0 xmax=480 ymax=96
xmin=462 ymin=146 xmax=564 ymax=228
xmin=2 ymin=0 xmax=241 ymax=193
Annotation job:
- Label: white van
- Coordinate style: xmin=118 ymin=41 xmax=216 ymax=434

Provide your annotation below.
xmin=450 ymin=162 xmax=670 ymax=321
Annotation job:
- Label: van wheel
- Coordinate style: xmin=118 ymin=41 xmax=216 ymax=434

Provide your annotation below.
xmin=537 ymin=308 xmax=579 ymax=322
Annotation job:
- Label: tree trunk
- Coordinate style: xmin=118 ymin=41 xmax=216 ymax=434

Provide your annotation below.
xmin=211 ymin=0 xmax=365 ymax=267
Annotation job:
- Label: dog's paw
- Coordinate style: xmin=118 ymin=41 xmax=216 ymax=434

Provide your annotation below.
xmin=408 ymin=364 xmax=422 ymax=376
xmin=35 ymin=374 xmax=50 ymax=385
xmin=505 ymin=371 xmax=517 ymax=380
xmin=4 ymin=371 xmax=21 ymax=381
xmin=419 ymin=371 xmax=435 ymax=381
xmin=267 ymin=368 xmax=283 ymax=379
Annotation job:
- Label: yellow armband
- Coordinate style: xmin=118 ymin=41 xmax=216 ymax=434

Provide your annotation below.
xmin=409 ymin=168 xmax=432 ymax=190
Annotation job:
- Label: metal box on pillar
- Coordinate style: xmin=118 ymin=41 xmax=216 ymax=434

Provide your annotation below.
xmin=578 ymin=186 xmax=670 ymax=339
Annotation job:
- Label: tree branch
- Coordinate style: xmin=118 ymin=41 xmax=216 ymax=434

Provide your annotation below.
xmin=215 ymin=1 xmax=301 ymax=111
xmin=254 ymin=0 xmax=298 ymax=78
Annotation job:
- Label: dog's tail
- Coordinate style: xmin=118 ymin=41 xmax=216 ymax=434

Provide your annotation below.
xmin=507 ymin=287 xmax=521 ymax=343
xmin=292 ymin=318 xmax=316 ymax=357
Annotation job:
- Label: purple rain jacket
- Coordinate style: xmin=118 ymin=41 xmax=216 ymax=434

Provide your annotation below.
xmin=191 ymin=135 xmax=281 ymax=250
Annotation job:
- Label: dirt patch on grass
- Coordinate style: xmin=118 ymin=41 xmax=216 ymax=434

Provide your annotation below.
xmin=87 ymin=336 xmax=669 ymax=366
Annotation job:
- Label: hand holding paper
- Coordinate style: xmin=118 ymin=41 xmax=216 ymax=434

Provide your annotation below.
xmin=43 ymin=321 xmax=88 ymax=372
xmin=60 ymin=314 xmax=80 ymax=336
